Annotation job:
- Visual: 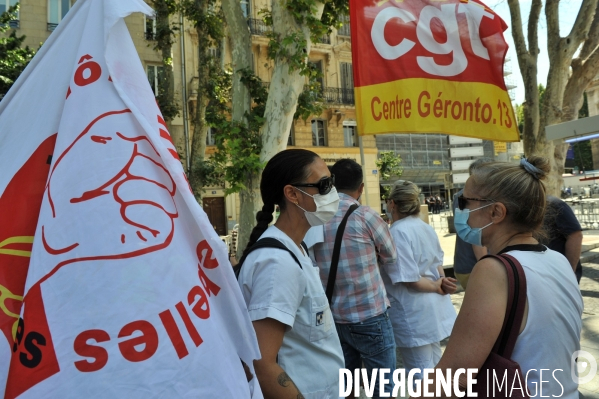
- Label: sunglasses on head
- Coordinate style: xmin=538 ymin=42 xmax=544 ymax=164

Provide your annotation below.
xmin=457 ymin=194 xmax=493 ymax=210
xmin=292 ymin=175 xmax=335 ymax=195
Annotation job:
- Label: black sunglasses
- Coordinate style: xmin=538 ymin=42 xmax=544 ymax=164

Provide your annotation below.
xmin=457 ymin=195 xmax=493 ymax=210
xmin=292 ymin=175 xmax=335 ymax=195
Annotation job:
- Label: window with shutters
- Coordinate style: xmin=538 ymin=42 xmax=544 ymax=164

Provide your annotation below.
xmin=240 ymin=0 xmax=250 ymax=17
xmin=343 ymin=123 xmax=357 ymax=147
xmin=338 ymin=14 xmax=350 ymax=37
xmin=311 ymin=119 xmax=327 ymax=147
xmin=144 ymin=16 xmax=156 ymax=40
xmin=340 ymin=62 xmax=354 ymax=105
xmin=147 ymin=65 xmax=164 ymax=96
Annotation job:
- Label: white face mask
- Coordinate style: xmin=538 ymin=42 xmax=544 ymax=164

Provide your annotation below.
xmin=295 ymin=187 xmax=340 ymax=226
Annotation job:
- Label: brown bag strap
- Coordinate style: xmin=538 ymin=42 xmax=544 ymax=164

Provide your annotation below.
xmin=481 ymin=253 xmax=527 ymax=358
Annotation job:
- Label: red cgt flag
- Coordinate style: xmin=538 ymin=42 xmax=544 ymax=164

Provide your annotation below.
xmin=350 ymin=0 xmax=519 ymax=141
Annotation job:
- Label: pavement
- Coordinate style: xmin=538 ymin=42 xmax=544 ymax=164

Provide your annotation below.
xmin=359 ymin=213 xmax=599 ymax=398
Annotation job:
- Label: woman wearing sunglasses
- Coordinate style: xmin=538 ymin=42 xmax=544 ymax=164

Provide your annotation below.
xmin=236 ymin=149 xmax=344 ymax=399
xmin=429 ymin=157 xmax=583 ymax=397
xmin=383 ymin=180 xmax=457 ymax=386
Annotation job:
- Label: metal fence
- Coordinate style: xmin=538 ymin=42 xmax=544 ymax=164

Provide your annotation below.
xmin=428 ymin=201 xmax=599 ymax=233
xmin=569 ymin=201 xmax=599 ymax=229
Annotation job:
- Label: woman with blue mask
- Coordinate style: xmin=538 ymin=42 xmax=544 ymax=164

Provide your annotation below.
xmin=428 ymin=156 xmax=583 ymax=398
xmin=382 ymin=180 xmax=458 ymax=387
xmin=236 ymin=149 xmax=344 ymax=399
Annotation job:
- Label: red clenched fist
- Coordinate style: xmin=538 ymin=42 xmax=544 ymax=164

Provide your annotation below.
xmin=41 ymin=110 xmax=178 ymax=264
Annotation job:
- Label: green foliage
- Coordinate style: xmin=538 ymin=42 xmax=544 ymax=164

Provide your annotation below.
xmin=148 ymin=0 xmax=180 ymax=121
xmin=294 ymin=63 xmax=325 ymax=120
xmin=210 ymin=68 xmax=266 ymax=195
xmin=376 ymin=151 xmax=403 ymax=197
xmin=187 ymin=66 xmax=233 ymax=191
xmin=262 ymin=0 xmax=346 ymax=77
xmin=189 ymin=157 xmax=225 ymax=188
xmin=0 ymin=4 xmax=35 ymax=99
xmin=180 ymin=0 xmax=223 ymax=44
xmin=516 ymin=103 xmax=524 ymax=134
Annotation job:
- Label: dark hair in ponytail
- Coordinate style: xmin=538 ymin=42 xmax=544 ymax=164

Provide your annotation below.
xmin=242 ymin=149 xmax=319 ymax=256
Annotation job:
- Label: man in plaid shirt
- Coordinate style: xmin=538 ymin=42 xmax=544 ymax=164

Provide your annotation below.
xmin=312 ymin=159 xmax=397 ymax=398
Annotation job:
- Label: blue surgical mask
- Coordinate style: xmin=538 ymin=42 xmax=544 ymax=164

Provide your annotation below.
xmin=454 ymin=203 xmax=493 ymax=246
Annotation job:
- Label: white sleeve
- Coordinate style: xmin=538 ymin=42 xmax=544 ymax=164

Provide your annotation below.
xmin=383 ymin=228 xmax=421 ymax=284
xmin=241 ymin=249 xmax=306 ymax=328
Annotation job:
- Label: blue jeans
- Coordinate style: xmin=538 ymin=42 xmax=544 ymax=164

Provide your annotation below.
xmin=335 ymin=311 xmax=396 ymax=398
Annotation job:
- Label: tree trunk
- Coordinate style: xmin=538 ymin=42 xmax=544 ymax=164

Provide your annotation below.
xmin=259 ymin=1 xmax=325 ymax=163
xmin=188 ymin=25 xmax=210 ymax=202
xmin=221 ymin=0 xmax=256 ymax=258
xmin=221 ymin=0 xmax=252 ymax=122
xmin=508 ymin=0 xmax=599 ymax=196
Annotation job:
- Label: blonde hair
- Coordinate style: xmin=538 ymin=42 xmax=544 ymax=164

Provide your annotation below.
xmin=388 ymin=180 xmax=421 ymax=216
xmin=469 ymin=156 xmax=550 ymax=233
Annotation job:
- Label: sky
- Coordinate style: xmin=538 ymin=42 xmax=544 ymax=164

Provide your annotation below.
xmin=484 ymin=0 xmax=584 ymax=104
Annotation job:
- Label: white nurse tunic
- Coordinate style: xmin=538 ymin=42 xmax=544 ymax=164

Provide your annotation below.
xmin=382 ymin=216 xmax=456 ymax=348
xmin=238 ymin=226 xmax=344 ymax=399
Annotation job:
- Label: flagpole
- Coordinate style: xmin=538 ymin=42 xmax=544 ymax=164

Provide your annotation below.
xmin=359 ymin=136 xmax=370 ymax=206
xmin=180 ymin=11 xmax=190 ymax=174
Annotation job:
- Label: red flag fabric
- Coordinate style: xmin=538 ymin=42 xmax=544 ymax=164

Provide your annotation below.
xmin=350 ymin=0 xmax=519 ymax=141
xmin=0 ymin=0 xmax=262 ymax=397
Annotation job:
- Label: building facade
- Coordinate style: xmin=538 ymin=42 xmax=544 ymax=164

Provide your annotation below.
xmin=6 ymin=0 xmax=384 ymax=234
xmin=8 ymin=0 xmax=526 ymax=232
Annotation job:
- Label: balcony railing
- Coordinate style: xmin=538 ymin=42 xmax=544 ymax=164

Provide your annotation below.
xmin=304 ymin=86 xmax=354 ymax=105
xmin=323 ymin=87 xmax=354 ymax=105
xmin=247 ymin=18 xmax=270 ymax=36
xmin=318 ymin=35 xmax=330 ymax=44
xmin=260 ymin=82 xmax=355 ymax=105
xmin=47 ymin=22 xmax=58 ymax=31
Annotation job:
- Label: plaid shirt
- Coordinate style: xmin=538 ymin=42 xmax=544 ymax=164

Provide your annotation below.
xmin=313 ymin=193 xmax=396 ymax=323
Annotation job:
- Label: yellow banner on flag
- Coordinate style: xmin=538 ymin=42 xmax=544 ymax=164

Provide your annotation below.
xmin=355 ymin=78 xmax=519 ymax=141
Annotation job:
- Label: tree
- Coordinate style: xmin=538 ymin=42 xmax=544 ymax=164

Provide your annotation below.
xmin=507 ymin=0 xmax=599 ymax=194
xmin=147 ymin=0 xmax=180 ymax=122
xmin=181 ymin=0 xmax=226 ymax=201
xmin=573 ymin=92 xmax=593 ymax=171
xmin=0 ymin=4 xmax=35 ymax=99
xmin=376 ymin=151 xmax=403 ymax=198
xmin=220 ymin=0 xmax=346 ymax=256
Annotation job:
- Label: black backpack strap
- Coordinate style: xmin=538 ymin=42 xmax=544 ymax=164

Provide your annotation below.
xmin=301 ymin=241 xmax=308 ymax=254
xmin=325 ymin=204 xmax=359 ymax=305
xmin=234 ymin=237 xmax=304 ymax=279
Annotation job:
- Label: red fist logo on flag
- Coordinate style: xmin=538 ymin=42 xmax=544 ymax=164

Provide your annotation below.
xmin=42 ymin=109 xmax=178 ymax=268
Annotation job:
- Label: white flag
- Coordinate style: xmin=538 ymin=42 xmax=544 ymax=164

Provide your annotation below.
xmin=0 ymin=0 xmax=262 ymax=397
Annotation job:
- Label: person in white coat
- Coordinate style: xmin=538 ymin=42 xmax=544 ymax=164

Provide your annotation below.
xmin=236 ymin=149 xmax=345 ymax=399
xmin=382 ymin=180 xmax=458 ymax=384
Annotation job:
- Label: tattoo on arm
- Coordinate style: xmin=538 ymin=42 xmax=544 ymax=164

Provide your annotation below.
xmin=276 ymin=372 xmax=304 ymax=398
xmin=277 ymin=371 xmax=292 ymax=388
